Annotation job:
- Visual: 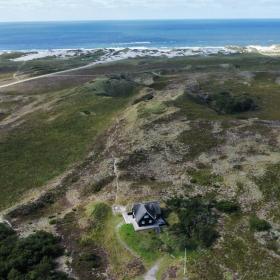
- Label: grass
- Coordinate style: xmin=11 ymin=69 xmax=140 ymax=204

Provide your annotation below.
xmin=0 ymin=80 xmax=137 ymax=210
xmin=85 ymin=203 xmax=138 ymax=279
xmin=119 ymin=224 xmax=163 ymax=266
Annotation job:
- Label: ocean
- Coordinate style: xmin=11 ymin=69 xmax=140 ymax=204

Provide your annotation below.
xmin=0 ymin=19 xmax=280 ymax=50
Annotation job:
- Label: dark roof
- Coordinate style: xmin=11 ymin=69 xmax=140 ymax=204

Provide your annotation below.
xmin=132 ymin=202 xmax=161 ymax=223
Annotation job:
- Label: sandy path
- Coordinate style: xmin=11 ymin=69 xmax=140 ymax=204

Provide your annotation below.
xmin=0 ymin=59 xmax=107 ymax=90
xmin=144 ymin=261 xmax=160 ymax=280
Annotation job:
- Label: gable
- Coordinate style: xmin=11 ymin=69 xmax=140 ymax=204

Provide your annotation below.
xmin=138 ymin=213 xmax=156 ymax=226
xmin=133 ymin=202 xmax=161 ymax=224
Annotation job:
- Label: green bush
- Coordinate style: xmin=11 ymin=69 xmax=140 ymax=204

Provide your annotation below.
xmin=215 ymin=200 xmax=240 ymax=213
xmin=249 ymin=216 xmax=271 ymax=232
xmin=0 ymin=223 xmax=72 ymax=280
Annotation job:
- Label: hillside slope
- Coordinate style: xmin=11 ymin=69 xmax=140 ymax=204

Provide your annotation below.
xmin=1 ymin=54 xmax=280 ymax=279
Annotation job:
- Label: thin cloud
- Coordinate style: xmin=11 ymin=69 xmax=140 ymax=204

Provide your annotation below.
xmin=0 ymin=0 xmax=279 ymax=21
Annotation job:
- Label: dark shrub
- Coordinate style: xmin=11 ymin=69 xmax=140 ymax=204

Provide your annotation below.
xmin=249 ymin=216 xmax=271 ymax=232
xmin=215 ymin=200 xmax=240 ymax=213
xmin=211 ymin=91 xmax=257 ymax=114
xmin=117 ymin=149 xmax=147 ymax=169
xmin=78 ymin=253 xmax=103 ymax=269
xmin=0 ymin=223 xmax=16 ymax=241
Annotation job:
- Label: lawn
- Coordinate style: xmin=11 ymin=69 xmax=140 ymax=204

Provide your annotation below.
xmin=119 ymin=224 xmax=163 ymax=266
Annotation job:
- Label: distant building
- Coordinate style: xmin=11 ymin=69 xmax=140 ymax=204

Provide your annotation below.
xmin=132 ymin=201 xmax=164 ymax=227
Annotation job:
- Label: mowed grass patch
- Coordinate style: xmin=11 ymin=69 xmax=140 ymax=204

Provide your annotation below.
xmin=119 ymin=224 xmax=163 ymax=266
xmin=0 ymin=82 xmax=137 ymax=210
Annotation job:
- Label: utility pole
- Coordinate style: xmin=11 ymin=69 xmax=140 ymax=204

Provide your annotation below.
xmin=184 ymin=247 xmax=187 ymax=276
xmin=113 ymin=157 xmax=119 ymax=203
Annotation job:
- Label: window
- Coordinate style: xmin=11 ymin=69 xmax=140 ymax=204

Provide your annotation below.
xmin=144 ymin=215 xmax=149 ymax=219
xmin=142 ymin=221 xmax=145 ymax=225
xmin=149 ymin=220 xmax=153 ymax=224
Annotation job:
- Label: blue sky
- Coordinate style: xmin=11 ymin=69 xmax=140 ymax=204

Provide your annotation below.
xmin=0 ymin=0 xmax=280 ymax=22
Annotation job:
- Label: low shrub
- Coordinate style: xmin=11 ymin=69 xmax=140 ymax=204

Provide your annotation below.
xmin=254 ymin=163 xmax=280 ymax=201
xmin=117 ymin=149 xmax=147 ymax=169
xmin=165 ymin=197 xmax=219 ymax=250
xmin=89 ymin=77 xmax=136 ymax=98
xmin=211 ymin=91 xmax=257 ymax=114
xmin=249 ymin=216 xmax=271 ymax=232
xmin=215 ymin=200 xmax=240 ymax=213
xmin=188 ymin=168 xmax=223 ymax=186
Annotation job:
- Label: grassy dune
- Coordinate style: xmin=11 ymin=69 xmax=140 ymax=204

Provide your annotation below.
xmin=0 ymin=78 xmax=137 ymax=210
xmin=1 ymin=54 xmax=280 ymax=279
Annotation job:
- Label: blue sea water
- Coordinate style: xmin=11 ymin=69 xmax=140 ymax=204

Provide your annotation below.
xmin=0 ymin=19 xmax=280 ymax=50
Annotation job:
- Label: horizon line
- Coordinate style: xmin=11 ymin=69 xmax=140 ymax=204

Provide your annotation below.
xmin=1 ymin=18 xmax=280 ymax=23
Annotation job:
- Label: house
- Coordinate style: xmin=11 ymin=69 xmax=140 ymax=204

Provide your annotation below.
xmin=121 ymin=201 xmax=166 ymax=231
xmin=131 ymin=201 xmax=165 ymax=227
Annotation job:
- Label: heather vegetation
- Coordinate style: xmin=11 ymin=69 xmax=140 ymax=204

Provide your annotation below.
xmin=1 ymin=54 xmax=280 ymax=279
